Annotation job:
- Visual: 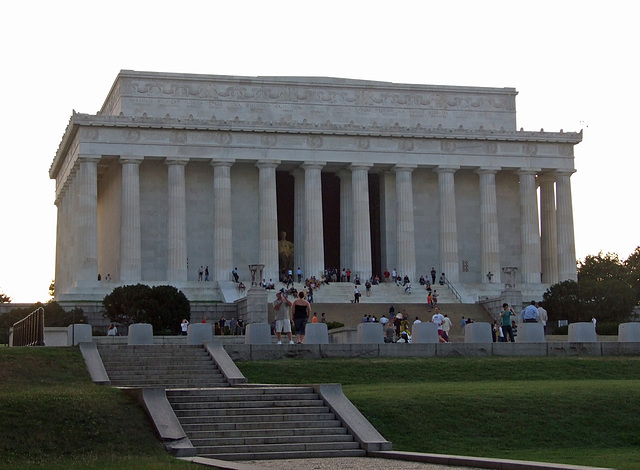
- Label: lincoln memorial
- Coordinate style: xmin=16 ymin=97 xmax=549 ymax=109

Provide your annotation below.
xmin=50 ymin=70 xmax=581 ymax=305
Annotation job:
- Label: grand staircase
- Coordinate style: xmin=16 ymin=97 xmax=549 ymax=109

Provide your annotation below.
xmin=167 ymin=386 xmax=365 ymax=460
xmin=96 ymin=343 xmax=370 ymax=460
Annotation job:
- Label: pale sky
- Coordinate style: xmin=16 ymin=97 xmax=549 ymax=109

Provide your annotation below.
xmin=0 ymin=0 xmax=638 ymax=303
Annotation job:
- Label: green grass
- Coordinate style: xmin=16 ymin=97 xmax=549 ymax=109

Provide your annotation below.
xmin=0 ymin=348 xmax=193 ymax=469
xmin=237 ymin=357 xmax=640 ymax=470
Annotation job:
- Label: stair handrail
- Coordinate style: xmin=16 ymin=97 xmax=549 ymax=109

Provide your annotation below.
xmin=11 ymin=307 xmax=45 ymax=347
xmin=443 ymin=276 xmax=463 ymax=303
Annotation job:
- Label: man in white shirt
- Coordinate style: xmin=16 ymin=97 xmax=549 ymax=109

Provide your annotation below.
xmin=432 ymin=308 xmax=449 ymax=342
xmin=537 ymin=302 xmax=548 ymax=335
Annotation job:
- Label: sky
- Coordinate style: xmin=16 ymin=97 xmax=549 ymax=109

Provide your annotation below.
xmin=0 ymin=0 xmax=638 ymax=303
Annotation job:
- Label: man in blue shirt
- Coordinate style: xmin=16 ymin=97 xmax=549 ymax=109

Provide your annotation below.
xmin=521 ymin=300 xmax=539 ymax=323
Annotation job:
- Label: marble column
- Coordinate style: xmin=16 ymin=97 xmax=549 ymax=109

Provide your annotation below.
xmin=517 ymin=169 xmax=542 ymax=285
xmin=75 ymin=155 xmax=99 ymax=283
xmin=556 ymin=170 xmax=578 ymax=281
xmin=291 ymin=168 xmax=306 ymax=275
xmin=212 ymin=159 xmax=235 ymax=282
xmin=477 ymin=168 xmax=501 ymax=284
xmin=120 ymin=156 xmax=143 ymax=282
xmin=303 ymin=162 xmax=325 ymax=280
xmin=338 ymin=169 xmax=353 ymax=271
xmin=166 ymin=159 xmax=188 ymax=283
xmin=436 ymin=166 xmax=459 ymax=283
xmin=538 ymin=173 xmax=559 ymax=285
xmin=256 ymin=160 xmax=280 ymax=284
xmin=380 ymin=171 xmax=397 ymax=273
xmin=351 ymin=163 xmax=373 ymax=280
xmin=394 ymin=164 xmax=416 ymax=283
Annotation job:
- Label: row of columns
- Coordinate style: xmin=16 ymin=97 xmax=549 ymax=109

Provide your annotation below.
xmin=58 ymin=155 xmax=577 ymax=291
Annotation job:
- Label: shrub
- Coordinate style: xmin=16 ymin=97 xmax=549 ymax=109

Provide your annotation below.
xmin=326 ymin=321 xmax=345 ymax=330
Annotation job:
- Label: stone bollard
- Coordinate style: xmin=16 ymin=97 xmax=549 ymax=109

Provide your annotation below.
xmin=411 ymin=322 xmax=439 ymax=343
xmin=304 ymin=323 xmax=329 ymax=344
xmin=356 ymin=323 xmax=383 ymax=344
xmin=618 ymin=323 xmax=640 ymax=342
xmin=244 ymin=323 xmax=272 ymax=344
xmin=68 ymin=324 xmax=92 ymax=346
xmin=128 ymin=323 xmax=154 ymax=345
xmin=464 ymin=322 xmax=493 ymax=343
xmin=568 ymin=322 xmax=597 ymax=342
xmin=517 ymin=322 xmax=546 ymax=342
xmin=187 ymin=322 xmax=214 ymax=345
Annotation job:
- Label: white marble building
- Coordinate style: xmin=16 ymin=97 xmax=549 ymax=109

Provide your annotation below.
xmin=50 ymin=70 xmax=581 ymax=303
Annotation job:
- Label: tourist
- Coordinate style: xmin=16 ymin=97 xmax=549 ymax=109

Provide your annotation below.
xmin=297 ymin=267 xmax=303 ymax=283
xmin=365 ymin=279 xmax=372 ymax=296
xmin=312 ymin=313 xmax=318 ymax=323
xmin=537 ymin=302 xmax=548 ymax=335
xmin=273 ymin=291 xmax=293 ymax=344
xmin=198 ymin=266 xmax=204 ymax=281
xmin=107 ymin=323 xmax=117 ymax=336
xmin=443 ymin=314 xmax=452 ymax=339
xmin=354 ymin=285 xmax=361 ymax=303
xmin=290 ymin=291 xmax=312 ymax=344
xmin=521 ymin=301 xmax=539 ymax=323
xmin=439 ymin=273 xmax=446 ymax=285
xmin=180 ymin=319 xmax=189 ymax=336
xmin=321 ymin=312 xmax=326 ymax=323
xmin=500 ymin=303 xmax=516 ymax=342
xmin=432 ymin=308 xmax=449 ymax=342
xmin=232 ymin=267 xmax=239 ymax=283
xmin=384 ymin=322 xmax=395 ymax=343
xmin=204 ymin=266 xmax=209 ymax=281
xmin=430 ymin=267 xmax=437 ymax=284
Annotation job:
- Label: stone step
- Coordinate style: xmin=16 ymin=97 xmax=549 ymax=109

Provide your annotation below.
xmin=104 ymin=365 xmax=219 ymax=374
xmin=191 ymin=433 xmax=356 ymax=447
xmin=199 ymin=448 xmax=367 ymax=461
xmin=170 ymin=398 xmax=325 ymax=410
xmin=168 ymin=392 xmax=319 ymax=403
xmin=196 ymin=441 xmax=363 ymax=458
xmin=105 ymin=369 xmax=223 ymax=378
xmin=180 ymin=419 xmax=343 ymax=433
xmin=166 ymin=386 xmax=315 ymax=397
xmin=185 ymin=426 xmax=347 ymax=439
xmin=174 ymin=406 xmax=330 ymax=418
xmin=177 ymin=412 xmax=336 ymax=425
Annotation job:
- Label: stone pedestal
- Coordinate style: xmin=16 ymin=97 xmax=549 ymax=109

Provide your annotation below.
xmin=464 ymin=322 xmax=492 ymax=343
xmin=618 ymin=323 xmax=640 ymax=342
xmin=128 ymin=323 xmax=153 ymax=345
xmin=244 ymin=323 xmax=272 ymax=345
xmin=500 ymin=289 xmax=522 ymax=313
xmin=411 ymin=322 xmax=439 ymax=343
xmin=568 ymin=322 xmax=597 ymax=342
xmin=187 ymin=323 xmax=214 ymax=345
xmin=517 ymin=322 xmax=546 ymax=342
xmin=67 ymin=324 xmax=92 ymax=345
xmin=304 ymin=323 xmax=329 ymax=344
xmin=245 ymin=286 xmax=268 ymax=324
xmin=356 ymin=323 xmax=383 ymax=344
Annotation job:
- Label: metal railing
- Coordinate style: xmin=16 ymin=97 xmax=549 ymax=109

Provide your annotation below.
xmin=11 ymin=307 xmax=45 ymax=347
xmin=443 ymin=276 xmax=463 ymax=303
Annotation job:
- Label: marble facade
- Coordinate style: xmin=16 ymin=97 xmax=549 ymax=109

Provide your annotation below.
xmin=50 ymin=70 xmax=581 ymax=302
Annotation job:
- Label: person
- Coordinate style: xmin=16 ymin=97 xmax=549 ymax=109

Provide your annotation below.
xmin=238 ymin=281 xmax=246 ymax=292
xmin=511 ymin=320 xmax=518 ymax=339
xmin=427 ymin=292 xmax=433 ymax=306
xmin=521 ymin=300 xmax=539 ymax=323
xmin=430 ymin=267 xmax=437 ymax=284
xmin=393 ymin=312 xmax=403 ymax=336
xmin=204 ymin=266 xmax=209 ymax=281
xmin=432 ymin=308 xmax=449 ymax=342
xmin=198 ymin=266 xmax=204 ymax=281
xmin=460 ymin=316 xmax=466 ymax=336
xmin=365 ymin=279 xmax=372 ymax=296
xmin=384 ymin=322 xmax=395 ymax=343
xmin=273 ymin=291 xmax=294 ymax=344
xmin=353 ymin=285 xmax=361 ymax=303
xmin=107 ymin=323 xmax=117 ymax=336
xmin=278 ymin=231 xmax=294 ymax=274
xmin=346 ymin=268 xmax=351 ymax=283
xmin=312 ymin=313 xmax=318 ymax=323
xmin=232 ymin=267 xmax=239 ymax=283
xmin=432 ymin=289 xmax=439 ymax=305
xmin=297 ymin=267 xmax=303 ymax=283
xmin=439 ymin=273 xmax=446 ymax=285
xmin=499 ymin=303 xmax=516 ymax=342
xmin=442 ymin=314 xmax=452 ymax=339
xmin=180 ymin=319 xmax=189 ymax=336
xmin=413 ymin=316 xmax=422 ymax=326
xmin=391 ymin=268 xmax=397 ymax=283
xmin=98 ymin=273 xmax=101 ymax=281
xmin=425 ymin=280 xmax=431 ymax=292
xmin=236 ymin=315 xmax=244 ymax=335
xmin=362 ymin=314 xmax=368 ymax=323
xmin=384 ymin=269 xmax=390 ymax=282
xmin=537 ymin=302 xmax=548 ymax=335
xmin=320 ymin=312 xmax=326 ymax=323
xmin=380 ymin=314 xmax=389 ymax=326
xmin=404 ymin=281 xmax=412 ymax=294
xmin=229 ymin=318 xmax=236 ymax=335
xmin=106 ymin=273 xmax=111 ymax=282
xmin=291 ymin=291 xmax=311 ymax=344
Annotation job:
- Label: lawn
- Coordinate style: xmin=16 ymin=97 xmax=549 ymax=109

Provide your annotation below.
xmin=237 ymin=356 xmax=640 ymax=470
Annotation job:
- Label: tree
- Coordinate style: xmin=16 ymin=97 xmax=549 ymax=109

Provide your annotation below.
xmin=0 ymin=292 xmax=10 ymax=303
xmin=623 ymin=246 xmax=640 ymax=304
xmin=102 ymin=284 xmax=190 ymax=334
xmin=48 ymin=280 xmax=55 ymax=300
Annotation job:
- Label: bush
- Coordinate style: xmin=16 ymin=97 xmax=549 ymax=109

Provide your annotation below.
xmin=102 ymin=284 xmax=190 ymax=334
xmin=326 ymin=321 xmax=345 ymax=330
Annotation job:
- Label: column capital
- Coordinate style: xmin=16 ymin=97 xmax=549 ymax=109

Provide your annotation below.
xmin=302 ymin=161 xmax=326 ymax=171
xmin=165 ymin=158 xmax=189 ymax=167
xmin=256 ymin=159 xmax=281 ymax=169
xmin=554 ymin=169 xmax=577 ymax=177
xmin=393 ymin=164 xmax=417 ymax=173
xmin=515 ymin=168 xmax=541 ymax=177
xmin=435 ymin=165 xmax=459 ymax=174
xmin=120 ymin=155 xmax=144 ymax=165
xmin=210 ymin=158 xmax=235 ymax=168
xmin=77 ymin=154 xmax=101 ymax=164
xmin=349 ymin=163 xmax=373 ymax=172
xmin=475 ymin=166 xmax=501 ymax=175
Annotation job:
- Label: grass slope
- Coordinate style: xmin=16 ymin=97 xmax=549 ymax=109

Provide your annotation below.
xmin=237 ymin=357 xmax=640 ymax=470
xmin=0 ymin=348 xmax=192 ymax=470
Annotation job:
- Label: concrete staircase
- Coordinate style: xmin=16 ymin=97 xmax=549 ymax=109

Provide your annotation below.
xmin=167 ymin=386 xmax=366 ymax=460
xmin=97 ymin=344 xmax=229 ymax=388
